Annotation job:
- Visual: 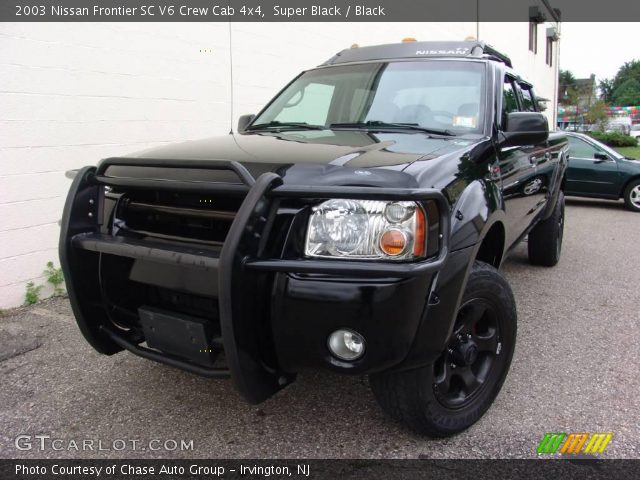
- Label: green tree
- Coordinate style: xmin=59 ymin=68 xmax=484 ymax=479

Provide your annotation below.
xmin=558 ymin=69 xmax=583 ymax=126
xmin=558 ymin=69 xmax=577 ymax=104
xmin=610 ymin=60 xmax=640 ymax=106
xmin=585 ymin=100 xmax=609 ymax=131
xmin=598 ymin=78 xmax=614 ymax=104
xmin=612 ymin=78 xmax=640 ymax=107
xmin=558 ymin=70 xmax=597 ymax=126
xmin=565 ymin=87 xmax=582 ymax=125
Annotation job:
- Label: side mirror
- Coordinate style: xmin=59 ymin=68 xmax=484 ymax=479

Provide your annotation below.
xmin=593 ymin=152 xmax=610 ymax=162
xmin=237 ymin=114 xmax=255 ymax=133
xmin=500 ymin=112 xmax=549 ymax=147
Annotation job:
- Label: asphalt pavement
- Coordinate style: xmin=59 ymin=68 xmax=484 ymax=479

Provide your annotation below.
xmin=1 ymin=197 xmax=638 ymax=459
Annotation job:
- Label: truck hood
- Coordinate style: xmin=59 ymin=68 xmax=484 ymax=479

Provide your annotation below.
xmin=129 ymin=130 xmax=477 ymax=168
xmin=124 ymin=130 xmax=479 ymax=189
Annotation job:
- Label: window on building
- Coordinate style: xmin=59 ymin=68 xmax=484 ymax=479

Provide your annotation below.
xmin=546 ymin=37 xmax=553 ymax=66
xmin=528 ymin=22 xmax=538 ymax=53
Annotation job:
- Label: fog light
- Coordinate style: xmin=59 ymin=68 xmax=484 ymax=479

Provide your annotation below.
xmin=328 ymin=329 xmax=365 ymax=361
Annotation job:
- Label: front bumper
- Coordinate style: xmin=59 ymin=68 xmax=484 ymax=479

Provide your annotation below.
xmin=60 ymin=158 xmax=450 ymax=403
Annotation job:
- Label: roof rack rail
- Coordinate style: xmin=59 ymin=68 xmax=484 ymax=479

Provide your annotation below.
xmin=321 ymin=40 xmax=514 ymax=67
xmin=470 ymin=42 xmax=512 ymax=68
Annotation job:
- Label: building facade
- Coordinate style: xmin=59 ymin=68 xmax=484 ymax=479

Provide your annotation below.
xmin=0 ymin=16 xmax=560 ymax=307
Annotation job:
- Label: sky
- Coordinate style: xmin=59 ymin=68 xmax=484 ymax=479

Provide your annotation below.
xmin=560 ymin=23 xmax=639 ymax=82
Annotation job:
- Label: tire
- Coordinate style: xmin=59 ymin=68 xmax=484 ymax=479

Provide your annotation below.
xmin=623 ymin=179 xmax=640 ymax=212
xmin=528 ymin=191 xmax=565 ymax=266
xmin=370 ymin=261 xmax=517 ymax=437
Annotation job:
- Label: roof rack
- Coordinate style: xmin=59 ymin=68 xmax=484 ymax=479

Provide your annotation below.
xmin=322 ymin=40 xmax=513 ymax=68
xmin=470 ymin=42 xmax=512 ymax=68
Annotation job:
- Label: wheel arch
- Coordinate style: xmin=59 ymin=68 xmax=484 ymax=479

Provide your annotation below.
xmin=450 ymin=211 xmax=509 ymax=340
xmin=398 ymin=209 xmax=507 ymax=371
xmin=474 ymin=220 xmax=506 ymax=269
xmin=619 ymin=175 xmax=640 ymax=199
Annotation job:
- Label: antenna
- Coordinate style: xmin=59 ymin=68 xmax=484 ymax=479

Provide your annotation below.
xmin=228 ymin=21 xmax=234 ymax=134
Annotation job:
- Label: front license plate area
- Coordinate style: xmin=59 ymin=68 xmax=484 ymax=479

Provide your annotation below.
xmin=138 ymin=306 xmax=217 ymax=367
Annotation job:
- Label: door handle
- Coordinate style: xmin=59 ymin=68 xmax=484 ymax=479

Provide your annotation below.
xmin=530 ymin=152 xmax=551 ymax=165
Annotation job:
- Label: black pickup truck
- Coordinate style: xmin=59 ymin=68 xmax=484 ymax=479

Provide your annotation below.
xmin=60 ymin=41 xmax=568 ymax=436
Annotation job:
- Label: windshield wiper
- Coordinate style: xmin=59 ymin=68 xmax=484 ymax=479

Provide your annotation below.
xmin=330 ymin=121 xmax=455 ymax=136
xmin=246 ymin=121 xmax=325 ymax=131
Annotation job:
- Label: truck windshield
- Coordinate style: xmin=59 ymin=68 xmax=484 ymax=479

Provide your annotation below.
xmin=251 ymin=61 xmax=486 ymax=135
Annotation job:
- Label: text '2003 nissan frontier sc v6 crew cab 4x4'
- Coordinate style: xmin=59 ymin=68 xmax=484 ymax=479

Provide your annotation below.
xmin=60 ymin=41 xmax=568 ymax=436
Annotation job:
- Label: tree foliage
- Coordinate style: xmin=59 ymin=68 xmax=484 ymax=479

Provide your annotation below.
xmin=558 ymin=69 xmax=593 ymax=124
xmin=585 ymin=100 xmax=609 ymax=131
xmin=558 ymin=69 xmax=577 ymax=104
xmin=600 ymin=60 xmax=640 ymax=106
xmin=612 ymin=78 xmax=640 ymax=107
xmin=598 ymin=79 xmax=614 ymax=104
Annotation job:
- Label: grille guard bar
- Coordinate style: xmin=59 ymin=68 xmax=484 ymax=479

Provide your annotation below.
xmin=95 ymin=157 xmax=451 ymax=276
xmin=65 ymin=157 xmax=451 ymax=403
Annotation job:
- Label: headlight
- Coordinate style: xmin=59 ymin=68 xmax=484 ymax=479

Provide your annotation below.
xmin=305 ymin=199 xmax=426 ymax=260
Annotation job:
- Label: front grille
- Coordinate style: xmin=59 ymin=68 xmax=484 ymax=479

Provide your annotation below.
xmin=114 ymin=190 xmax=244 ymax=245
xmin=69 ymin=160 xmax=302 ymax=382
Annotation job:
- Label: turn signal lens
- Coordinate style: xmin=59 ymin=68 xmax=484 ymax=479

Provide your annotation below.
xmin=402 ymin=37 xmax=417 ymax=43
xmin=380 ymin=229 xmax=407 ymax=256
xmin=413 ymin=207 xmax=426 ymax=256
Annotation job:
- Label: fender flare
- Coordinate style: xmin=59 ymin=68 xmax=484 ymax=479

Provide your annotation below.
xmin=444 ymin=208 xmax=508 ymax=337
xmin=398 ymin=184 xmax=508 ymax=370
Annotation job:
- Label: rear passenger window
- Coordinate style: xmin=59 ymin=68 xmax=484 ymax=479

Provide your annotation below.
xmin=502 ymin=77 xmax=519 ymax=124
xmin=520 ymin=86 xmax=536 ymax=112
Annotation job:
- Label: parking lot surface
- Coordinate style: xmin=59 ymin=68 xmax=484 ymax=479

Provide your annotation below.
xmin=1 ymin=197 xmax=638 ymax=459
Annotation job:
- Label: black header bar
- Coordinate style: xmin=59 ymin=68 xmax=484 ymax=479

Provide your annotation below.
xmin=1 ymin=459 xmax=639 ymax=480
xmin=1 ymin=0 xmax=639 ymax=22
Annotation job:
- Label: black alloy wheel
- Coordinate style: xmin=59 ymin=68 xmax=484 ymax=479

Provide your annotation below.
xmin=433 ymin=297 xmax=504 ymax=409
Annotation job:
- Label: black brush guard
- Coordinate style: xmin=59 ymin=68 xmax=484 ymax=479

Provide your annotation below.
xmin=60 ymin=157 xmax=451 ymax=404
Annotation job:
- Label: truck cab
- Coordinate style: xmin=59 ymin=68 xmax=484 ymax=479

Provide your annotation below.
xmin=60 ymin=40 xmax=567 ymax=436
